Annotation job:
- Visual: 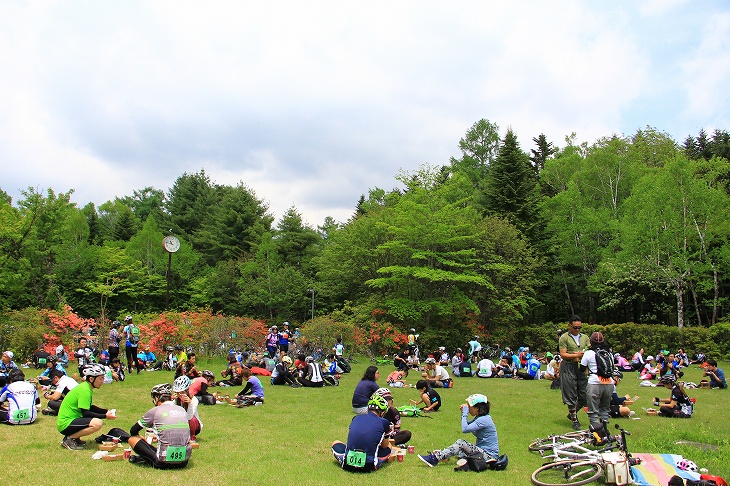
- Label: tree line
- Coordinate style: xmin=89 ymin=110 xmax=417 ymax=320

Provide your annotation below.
xmin=2 ymin=121 xmax=730 ymax=345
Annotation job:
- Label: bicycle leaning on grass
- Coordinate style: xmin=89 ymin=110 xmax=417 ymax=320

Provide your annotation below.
xmin=530 ymin=424 xmax=639 ymax=486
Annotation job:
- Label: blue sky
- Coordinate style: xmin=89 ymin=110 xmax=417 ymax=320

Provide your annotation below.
xmin=1 ymin=1 xmax=728 ymax=226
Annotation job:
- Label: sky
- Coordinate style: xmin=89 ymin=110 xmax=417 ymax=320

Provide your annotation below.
xmin=1 ymin=1 xmax=729 ymax=227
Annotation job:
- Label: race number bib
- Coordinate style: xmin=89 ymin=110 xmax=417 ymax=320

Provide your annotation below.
xmin=12 ymin=408 xmax=31 ymax=422
xmin=345 ymin=450 xmax=366 ymax=468
xmin=38 ymin=358 xmax=47 ymax=365
xmin=480 ymin=368 xmax=488 ymax=374
xmin=165 ymin=446 xmax=187 ymax=463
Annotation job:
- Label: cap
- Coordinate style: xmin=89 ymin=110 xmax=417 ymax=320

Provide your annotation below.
xmin=466 ymin=393 xmax=488 ymax=406
xmin=438 ymin=347 xmax=445 ymax=351
xmin=3 ymin=351 xmax=13 ymax=359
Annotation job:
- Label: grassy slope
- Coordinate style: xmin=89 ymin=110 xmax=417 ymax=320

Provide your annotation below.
xmin=4 ymin=358 xmax=729 ymax=485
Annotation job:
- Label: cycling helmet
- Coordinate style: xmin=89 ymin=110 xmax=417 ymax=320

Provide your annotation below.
xmin=659 ymin=374 xmax=677 ymax=386
xmin=166 ymin=345 xmax=174 ymax=351
xmin=590 ymin=332 xmax=604 ymax=344
xmin=466 ymin=393 xmax=488 ymax=406
xmin=282 ymin=356 xmax=292 ymax=364
xmin=124 ymin=315 xmax=133 ymax=322
xmin=677 ymin=459 xmax=698 ymax=472
xmin=305 ymin=356 xmax=314 ymax=363
xmin=526 ymin=353 xmax=532 ymax=360
xmin=425 ymin=357 xmax=436 ymax=365
xmin=613 ymin=369 xmax=624 ymax=380
xmin=173 ymin=375 xmax=191 ymax=392
xmin=83 ymin=364 xmax=105 ymax=377
xmin=368 ymin=394 xmax=388 ymax=412
xmin=151 ymin=383 xmax=173 ymax=400
xmin=410 ymin=328 xmax=415 ymax=333
xmin=202 ymin=370 xmax=215 ymax=379
xmin=175 ymin=344 xmax=183 ymax=351
xmin=111 ymin=320 xmax=120 ymax=328
xmin=374 ymin=387 xmax=392 ymax=400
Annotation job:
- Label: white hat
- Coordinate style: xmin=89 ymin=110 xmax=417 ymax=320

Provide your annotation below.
xmin=438 ymin=347 xmax=445 ymax=351
xmin=56 ymin=345 xmax=64 ymax=354
xmin=3 ymin=351 xmax=13 ymax=359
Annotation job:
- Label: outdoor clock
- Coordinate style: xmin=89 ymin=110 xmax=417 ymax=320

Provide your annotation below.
xmin=162 ymin=235 xmax=180 ymax=253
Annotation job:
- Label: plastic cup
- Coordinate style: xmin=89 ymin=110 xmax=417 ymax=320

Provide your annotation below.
xmin=124 ymin=448 xmax=131 ymax=459
xmin=407 ymin=445 xmax=415 ymax=454
xmin=397 ymin=452 xmax=404 ymax=462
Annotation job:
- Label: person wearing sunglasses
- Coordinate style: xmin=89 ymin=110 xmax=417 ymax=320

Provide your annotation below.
xmin=559 ymin=315 xmax=590 ymax=430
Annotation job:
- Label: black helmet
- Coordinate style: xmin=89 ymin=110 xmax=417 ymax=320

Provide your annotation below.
xmin=111 ymin=320 xmax=120 ymax=328
xmin=175 ymin=344 xmax=183 ymax=351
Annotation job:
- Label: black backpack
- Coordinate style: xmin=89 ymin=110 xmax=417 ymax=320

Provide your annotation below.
xmin=595 ymin=348 xmax=615 ymax=378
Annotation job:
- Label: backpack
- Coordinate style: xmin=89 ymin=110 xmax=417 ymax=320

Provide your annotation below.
xmin=129 ymin=324 xmax=140 ymax=344
xmin=595 ymin=348 xmax=615 ymax=378
xmin=397 ymin=405 xmax=422 ymax=417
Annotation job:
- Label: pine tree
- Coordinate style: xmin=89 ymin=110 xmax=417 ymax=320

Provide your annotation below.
xmin=478 ymin=129 xmax=540 ymax=241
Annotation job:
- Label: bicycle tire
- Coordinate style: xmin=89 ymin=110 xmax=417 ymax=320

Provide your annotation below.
xmin=531 ymin=460 xmax=603 ymax=486
xmin=528 ymin=432 xmax=592 ymax=452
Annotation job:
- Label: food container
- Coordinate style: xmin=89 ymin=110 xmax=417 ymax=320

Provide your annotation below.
xmin=645 ymin=408 xmax=658 ymax=415
xmin=98 ymin=442 xmax=118 ymax=452
xmin=102 ymin=453 xmax=125 ymax=461
xmin=191 ymin=442 xmax=200 ymax=449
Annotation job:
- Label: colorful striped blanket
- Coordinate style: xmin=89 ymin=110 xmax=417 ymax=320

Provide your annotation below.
xmin=631 ymin=453 xmax=701 ymax=486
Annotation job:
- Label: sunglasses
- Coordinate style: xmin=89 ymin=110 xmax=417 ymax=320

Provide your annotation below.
xmin=572 ymin=325 xmax=582 ymax=330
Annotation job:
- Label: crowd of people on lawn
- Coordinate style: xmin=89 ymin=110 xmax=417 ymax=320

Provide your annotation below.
xmin=0 ymin=314 xmax=726 ymax=474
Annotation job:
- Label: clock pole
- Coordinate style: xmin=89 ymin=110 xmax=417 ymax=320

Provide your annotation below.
xmin=162 ymin=235 xmax=180 ymax=310
xmin=166 ymin=251 xmax=172 ymax=310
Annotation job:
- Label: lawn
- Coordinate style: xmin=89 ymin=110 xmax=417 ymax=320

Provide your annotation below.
xmin=4 ymin=357 xmax=729 ymax=485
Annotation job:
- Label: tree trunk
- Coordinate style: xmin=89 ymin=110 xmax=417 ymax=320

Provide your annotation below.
xmin=713 ymin=267 xmax=719 ymax=326
xmin=675 ymin=283 xmax=684 ymax=329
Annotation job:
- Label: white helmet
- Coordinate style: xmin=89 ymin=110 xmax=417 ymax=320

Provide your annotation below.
xmin=173 ymin=375 xmax=191 ymax=392
xmin=677 ymin=459 xmax=698 ymax=472
xmin=83 ymin=364 xmax=105 ymax=377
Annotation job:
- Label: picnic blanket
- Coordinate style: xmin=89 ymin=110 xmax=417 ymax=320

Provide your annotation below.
xmin=631 ymin=453 xmax=700 ymax=486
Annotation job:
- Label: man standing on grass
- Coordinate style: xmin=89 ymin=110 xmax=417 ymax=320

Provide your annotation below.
xmin=559 ymin=315 xmax=590 ymax=430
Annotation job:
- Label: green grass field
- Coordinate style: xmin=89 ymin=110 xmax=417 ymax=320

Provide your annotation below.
xmin=4 ymin=358 xmax=729 ymax=485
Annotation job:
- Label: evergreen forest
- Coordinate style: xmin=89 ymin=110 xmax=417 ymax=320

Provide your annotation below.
xmin=3 ymin=120 xmax=730 ymax=349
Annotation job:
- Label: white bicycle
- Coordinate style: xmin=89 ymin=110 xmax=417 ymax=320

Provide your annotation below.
xmin=531 ymin=425 xmax=638 ymax=486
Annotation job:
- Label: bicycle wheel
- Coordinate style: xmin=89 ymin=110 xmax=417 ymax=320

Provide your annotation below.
xmin=531 ymin=460 xmax=603 ymax=486
xmin=529 ymin=438 xmax=559 ymax=452
xmin=529 ymin=432 xmax=592 ymax=452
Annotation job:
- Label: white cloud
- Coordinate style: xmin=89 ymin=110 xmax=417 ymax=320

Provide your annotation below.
xmin=0 ymin=1 xmax=727 ymax=225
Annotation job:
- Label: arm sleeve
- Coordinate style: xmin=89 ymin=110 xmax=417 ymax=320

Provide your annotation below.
xmin=461 ymin=411 xmax=477 ymax=433
xmin=80 ymin=407 xmax=107 ymax=419
xmin=237 ymin=382 xmax=253 ymax=397
xmin=130 ymin=422 xmax=143 ymax=436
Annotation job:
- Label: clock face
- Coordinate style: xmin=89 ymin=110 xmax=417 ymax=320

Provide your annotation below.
xmin=163 ymin=235 xmax=180 ymax=253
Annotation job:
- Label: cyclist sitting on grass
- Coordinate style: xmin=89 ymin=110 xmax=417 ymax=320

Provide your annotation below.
xmin=172 ymin=376 xmax=203 ymax=441
xmin=418 ymin=393 xmax=499 ymax=467
xmin=374 ymin=387 xmax=412 ymax=445
xmin=57 ymin=364 xmax=116 ymax=450
xmin=410 ymin=379 xmax=441 ymax=413
xmin=422 ymin=357 xmax=452 ymax=388
xmin=235 ymin=366 xmax=265 ymax=406
xmin=610 ymin=370 xmax=635 ymax=418
xmin=128 ymin=383 xmax=192 ymax=469
xmin=656 ymin=374 xmax=693 ymax=418
xmin=352 ymin=366 xmax=381 ymax=414
xmin=331 ymin=395 xmax=393 ymax=472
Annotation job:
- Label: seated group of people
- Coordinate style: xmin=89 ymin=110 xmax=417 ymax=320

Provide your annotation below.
xmin=53 ymin=364 xmax=195 ymax=469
